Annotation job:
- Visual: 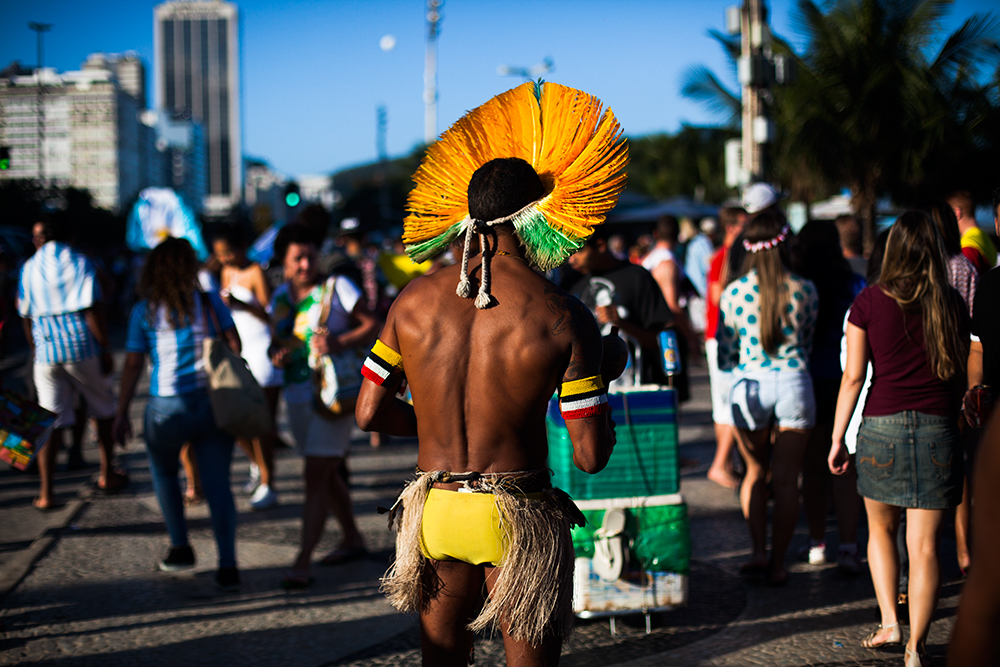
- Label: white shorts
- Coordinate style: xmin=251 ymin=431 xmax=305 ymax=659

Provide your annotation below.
xmin=705 ymin=338 xmax=733 ymax=426
xmin=284 ymin=388 xmax=354 ymax=458
xmin=730 ymin=369 xmax=815 ymax=431
xmin=34 ymin=356 xmax=117 ymax=429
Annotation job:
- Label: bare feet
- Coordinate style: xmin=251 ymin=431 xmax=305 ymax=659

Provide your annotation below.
xmin=32 ymin=497 xmax=60 ymax=512
xmin=707 ymin=465 xmax=740 ymax=489
xmin=97 ymin=468 xmax=129 ymax=494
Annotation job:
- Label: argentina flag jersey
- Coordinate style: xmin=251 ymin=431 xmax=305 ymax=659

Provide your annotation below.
xmin=125 ymin=291 xmax=234 ymax=397
xmin=18 ymin=241 xmax=101 ymax=364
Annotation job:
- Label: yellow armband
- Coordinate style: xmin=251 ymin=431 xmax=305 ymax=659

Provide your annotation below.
xmin=362 ymin=339 xmax=404 ymax=387
xmin=559 ymin=375 xmax=609 ymax=420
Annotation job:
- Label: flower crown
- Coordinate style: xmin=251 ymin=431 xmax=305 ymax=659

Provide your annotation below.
xmin=743 ymin=224 xmax=790 ymax=253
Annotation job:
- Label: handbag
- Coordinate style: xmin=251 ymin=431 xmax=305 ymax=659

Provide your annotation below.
xmin=311 ymin=276 xmax=365 ymax=419
xmin=0 ymin=391 xmax=57 ymax=470
xmin=200 ymin=293 xmax=271 ymax=439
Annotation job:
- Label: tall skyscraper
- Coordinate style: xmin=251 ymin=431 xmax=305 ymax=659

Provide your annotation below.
xmin=154 ymin=0 xmax=241 ymax=214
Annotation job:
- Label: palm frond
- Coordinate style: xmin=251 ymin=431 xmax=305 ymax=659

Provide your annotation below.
xmin=680 ymin=65 xmax=741 ymax=129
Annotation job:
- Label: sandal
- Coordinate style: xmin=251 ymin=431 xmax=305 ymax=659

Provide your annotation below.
xmin=281 ymin=570 xmax=314 ymax=590
xmin=904 ymin=646 xmax=928 ymax=667
xmin=860 ymin=623 xmax=902 ymax=648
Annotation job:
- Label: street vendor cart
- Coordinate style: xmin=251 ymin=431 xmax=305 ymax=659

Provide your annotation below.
xmin=547 ymin=384 xmax=689 ymax=631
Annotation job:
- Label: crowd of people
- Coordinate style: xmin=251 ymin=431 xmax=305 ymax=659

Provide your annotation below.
xmin=11 ymin=174 xmax=1000 ymax=664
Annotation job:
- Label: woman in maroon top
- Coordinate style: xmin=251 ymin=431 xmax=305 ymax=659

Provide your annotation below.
xmin=828 ymin=211 xmax=969 ymax=667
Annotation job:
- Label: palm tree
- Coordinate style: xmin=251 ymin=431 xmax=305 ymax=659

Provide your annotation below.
xmin=680 ymin=31 xmax=742 ymax=131
xmin=682 ymin=0 xmax=1000 ymax=249
xmin=787 ymin=0 xmax=1000 ymax=247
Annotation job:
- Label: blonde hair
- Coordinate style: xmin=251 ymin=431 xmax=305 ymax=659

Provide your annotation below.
xmin=740 ymin=211 xmax=803 ymax=355
xmin=879 ymin=211 xmax=967 ymax=381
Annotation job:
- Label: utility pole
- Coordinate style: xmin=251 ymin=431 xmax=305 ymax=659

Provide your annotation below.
xmin=423 ymin=0 xmax=442 ymax=145
xmin=29 ymin=22 xmax=52 ymax=185
xmin=740 ymin=0 xmax=767 ymax=182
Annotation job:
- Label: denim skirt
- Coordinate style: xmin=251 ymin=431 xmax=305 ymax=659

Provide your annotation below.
xmin=855 ymin=411 xmax=963 ymax=509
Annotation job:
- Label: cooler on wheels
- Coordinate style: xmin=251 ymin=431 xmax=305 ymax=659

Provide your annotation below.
xmin=546 ymin=385 xmax=690 ymax=624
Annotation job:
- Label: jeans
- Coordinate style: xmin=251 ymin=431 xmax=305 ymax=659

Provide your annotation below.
xmin=144 ymin=389 xmax=237 ymax=568
xmin=856 ymin=411 xmax=963 ymax=510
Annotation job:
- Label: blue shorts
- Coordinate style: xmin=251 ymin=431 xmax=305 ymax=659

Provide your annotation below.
xmin=730 ymin=370 xmax=815 ymax=431
xmin=856 ymin=411 xmax=963 ymax=510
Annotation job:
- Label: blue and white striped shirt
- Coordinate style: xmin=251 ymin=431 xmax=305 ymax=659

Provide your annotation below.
xmin=18 ymin=242 xmax=102 ymax=364
xmin=125 ymin=291 xmax=235 ymax=397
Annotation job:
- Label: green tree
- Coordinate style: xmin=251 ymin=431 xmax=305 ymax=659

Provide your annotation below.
xmin=786 ymin=0 xmax=1000 ymax=246
xmin=682 ymin=0 xmax=1000 ymax=248
xmin=626 ymin=126 xmax=736 ymax=202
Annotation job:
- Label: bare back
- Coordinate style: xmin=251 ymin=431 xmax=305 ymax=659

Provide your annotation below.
xmin=385 ymin=256 xmax=594 ymax=473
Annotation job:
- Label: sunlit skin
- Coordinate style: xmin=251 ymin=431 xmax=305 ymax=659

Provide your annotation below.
xmin=271 ymin=239 xmax=379 ymax=581
xmin=357 ymin=229 xmax=618 ymax=667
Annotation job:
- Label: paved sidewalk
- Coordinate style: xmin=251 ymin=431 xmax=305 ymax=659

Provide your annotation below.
xmin=0 ymin=362 xmax=964 ymax=666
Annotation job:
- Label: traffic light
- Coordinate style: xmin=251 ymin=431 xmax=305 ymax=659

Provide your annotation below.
xmin=284 ymin=181 xmax=300 ymax=208
xmin=0 ymin=146 xmax=10 ymax=171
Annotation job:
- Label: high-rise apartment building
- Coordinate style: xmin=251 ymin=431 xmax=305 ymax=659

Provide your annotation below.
xmin=154 ymin=0 xmax=242 ymax=215
xmin=0 ymin=62 xmax=154 ymax=211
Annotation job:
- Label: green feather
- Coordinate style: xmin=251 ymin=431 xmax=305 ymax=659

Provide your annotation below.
xmin=406 ymin=221 xmax=465 ymax=263
xmin=532 ymin=79 xmax=544 ymax=102
xmin=512 ymin=210 xmax=584 ymax=271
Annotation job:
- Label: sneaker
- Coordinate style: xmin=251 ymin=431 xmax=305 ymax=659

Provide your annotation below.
xmin=243 ymin=463 xmax=261 ymax=494
xmin=798 ymin=541 xmax=827 ymax=565
xmin=838 ymin=549 xmax=863 ymax=575
xmin=215 ymin=566 xmax=241 ymax=592
xmin=250 ymin=484 xmax=278 ymax=510
xmin=159 ymin=545 xmax=196 ymax=572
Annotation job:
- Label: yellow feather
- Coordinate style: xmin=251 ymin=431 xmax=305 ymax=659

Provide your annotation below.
xmin=404 ymin=81 xmax=627 ymax=249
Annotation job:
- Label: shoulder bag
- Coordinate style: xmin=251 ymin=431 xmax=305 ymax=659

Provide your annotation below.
xmin=312 ymin=276 xmax=365 ymax=419
xmin=200 ymin=293 xmax=271 ymax=439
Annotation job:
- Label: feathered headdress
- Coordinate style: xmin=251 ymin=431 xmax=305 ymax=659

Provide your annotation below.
xmin=403 ymin=81 xmax=629 ymax=308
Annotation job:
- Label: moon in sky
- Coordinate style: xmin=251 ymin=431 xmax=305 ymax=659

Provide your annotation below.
xmin=379 ymin=34 xmax=397 ymax=52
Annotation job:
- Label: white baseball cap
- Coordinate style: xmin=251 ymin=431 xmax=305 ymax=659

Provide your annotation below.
xmin=742 ymin=182 xmax=785 ymax=215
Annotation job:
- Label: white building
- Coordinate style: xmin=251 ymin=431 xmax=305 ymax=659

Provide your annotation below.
xmin=155 ymin=0 xmax=242 ymax=216
xmin=0 ymin=62 xmax=154 ymax=212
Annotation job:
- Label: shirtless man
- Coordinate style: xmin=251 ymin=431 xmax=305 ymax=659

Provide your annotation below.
xmin=356 ymin=157 xmax=619 ymax=666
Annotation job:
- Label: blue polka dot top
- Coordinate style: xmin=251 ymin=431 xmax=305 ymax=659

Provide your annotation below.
xmin=717 ymin=269 xmax=817 ymax=373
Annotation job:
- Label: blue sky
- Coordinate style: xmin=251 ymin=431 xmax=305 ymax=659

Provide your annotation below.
xmin=1 ymin=0 xmax=995 ymax=178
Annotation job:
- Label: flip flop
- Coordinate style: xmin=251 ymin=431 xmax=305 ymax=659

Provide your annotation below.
xmin=281 ymin=570 xmax=314 ymax=590
xmin=319 ymin=546 xmax=368 ymax=566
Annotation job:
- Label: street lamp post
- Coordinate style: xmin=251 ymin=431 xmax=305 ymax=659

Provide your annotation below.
xmin=29 ymin=22 xmax=52 ymax=186
xmin=423 ymin=0 xmax=442 ymax=145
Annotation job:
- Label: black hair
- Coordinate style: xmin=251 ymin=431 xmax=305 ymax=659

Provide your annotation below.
xmin=467 ymin=158 xmax=544 ymax=222
xmin=791 ymin=220 xmax=856 ymax=340
xmin=273 ymin=223 xmax=317 ymax=265
xmin=212 ymin=225 xmax=247 ymax=249
xmin=35 ymin=217 xmax=71 ymax=244
xmin=655 ymin=215 xmax=679 ymax=243
xmin=993 ymin=187 xmax=1000 ymax=218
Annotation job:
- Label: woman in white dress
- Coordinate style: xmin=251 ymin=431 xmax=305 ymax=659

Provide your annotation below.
xmin=213 ymin=228 xmax=283 ymax=510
